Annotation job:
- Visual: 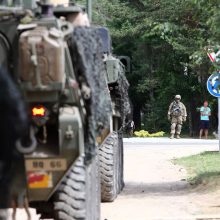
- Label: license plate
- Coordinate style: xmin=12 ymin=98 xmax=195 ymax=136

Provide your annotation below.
xmin=25 ymin=158 xmax=67 ymax=172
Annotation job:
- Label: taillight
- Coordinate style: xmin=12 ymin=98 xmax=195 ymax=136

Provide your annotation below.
xmin=32 ymin=106 xmax=46 ymax=117
xmin=31 ymin=105 xmax=49 ymax=126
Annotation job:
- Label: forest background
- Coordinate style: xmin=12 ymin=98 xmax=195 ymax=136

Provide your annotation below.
xmin=79 ymin=0 xmax=220 ymax=136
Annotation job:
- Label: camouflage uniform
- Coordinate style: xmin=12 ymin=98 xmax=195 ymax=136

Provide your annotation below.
xmin=168 ymin=96 xmax=187 ymax=139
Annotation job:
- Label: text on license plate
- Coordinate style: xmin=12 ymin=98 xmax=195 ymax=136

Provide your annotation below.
xmin=25 ymin=158 xmax=67 ymax=172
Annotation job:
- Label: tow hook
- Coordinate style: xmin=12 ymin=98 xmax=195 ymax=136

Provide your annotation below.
xmin=15 ymin=127 xmax=37 ymax=154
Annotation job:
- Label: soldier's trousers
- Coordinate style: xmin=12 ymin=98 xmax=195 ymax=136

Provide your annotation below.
xmin=170 ymin=116 xmax=183 ymax=135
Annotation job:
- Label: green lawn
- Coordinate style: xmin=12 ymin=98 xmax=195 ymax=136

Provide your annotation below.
xmin=174 ymin=151 xmax=220 ymax=185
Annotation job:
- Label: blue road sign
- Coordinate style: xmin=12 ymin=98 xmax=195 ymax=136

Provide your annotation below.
xmin=207 ymin=72 xmax=220 ymax=97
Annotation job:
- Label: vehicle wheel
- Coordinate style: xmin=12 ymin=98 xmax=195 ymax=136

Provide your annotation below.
xmin=53 ymin=156 xmax=86 ymax=220
xmin=117 ymin=131 xmax=124 ymax=193
xmin=86 ymin=152 xmax=100 ymax=220
xmin=99 ymin=131 xmax=119 ymax=202
xmin=53 ymin=154 xmax=100 ymax=220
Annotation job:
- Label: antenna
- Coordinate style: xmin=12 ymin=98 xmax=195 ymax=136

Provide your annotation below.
xmin=86 ymin=0 xmax=92 ymax=22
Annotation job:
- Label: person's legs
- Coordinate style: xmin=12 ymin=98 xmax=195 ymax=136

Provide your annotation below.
xmin=170 ymin=117 xmax=178 ymax=138
xmin=199 ymin=120 xmax=206 ymax=139
xmin=11 ymin=199 xmax=16 ymax=220
xmin=176 ymin=124 xmax=182 ymax=138
xmin=0 ymin=161 xmax=12 ymax=209
xmin=176 ymin=116 xmax=183 ymax=138
xmin=199 ymin=129 xmax=203 ymax=139
xmin=204 ymin=121 xmax=209 ymax=139
xmin=129 ymin=129 xmax=133 ymax=137
xmin=170 ymin=123 xmax=176 ymax=138
xmin=204 ymin=129 xmax=208 ymax=139
xmin=24 ymin=196 xmax=31 ymax=220
xmin=125 ymin=127 xmax=129 ymax=138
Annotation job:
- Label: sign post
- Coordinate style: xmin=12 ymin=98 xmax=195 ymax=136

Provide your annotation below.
xmin=218 ymin=98 xmax=220 ymax=151
xmin=207 ymin=73 xmax=220 ymax=151
xmin=87 ymin=0 xmax=92 ymax=22
xmin=207 ymin=49 xmax=220 ymax=151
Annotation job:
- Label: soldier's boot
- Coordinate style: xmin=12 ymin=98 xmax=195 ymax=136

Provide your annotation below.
xmin=176 ymin=124 xmax=182 ymax=139
xmin=170 ymin=122 xmax=176 ymax=139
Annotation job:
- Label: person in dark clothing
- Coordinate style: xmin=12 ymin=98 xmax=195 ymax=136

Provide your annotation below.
xmin=124 ymin=118 xmax=135 ymax=137
xmin=0 ymin=68 xmax=28 ymax=219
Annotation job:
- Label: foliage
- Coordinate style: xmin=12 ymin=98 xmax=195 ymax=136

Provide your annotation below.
xmin=134 ymin=130 xmax=165 ymax=138
xmin=92 ymin=0 xmax=220 ymax=133
xmin=174 ymin=151 xmax=220 ymax=185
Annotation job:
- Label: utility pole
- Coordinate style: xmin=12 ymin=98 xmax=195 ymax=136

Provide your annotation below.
xmin=87 ymin=0 xmax=92 ymax=22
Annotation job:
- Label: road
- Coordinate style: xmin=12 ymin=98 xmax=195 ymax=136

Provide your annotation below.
xmin=8 ymin=138 xmax=220 ymax=220
xmin=101 ymin=138 xmax=220 ymax=220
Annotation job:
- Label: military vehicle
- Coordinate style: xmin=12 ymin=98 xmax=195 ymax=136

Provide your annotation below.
xmin=0 ymin=0 xmax=112 ymax=219
xmin=97 ymin=27 xmax=130 ymax=202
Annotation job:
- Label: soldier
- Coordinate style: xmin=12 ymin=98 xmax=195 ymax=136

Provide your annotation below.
xmin=124 ymin=118 xmax=135 ymax=137
xmin=51 ymin=0 xmax=90 ymax=26
xmin=167 ymin=95 xmax=187 ymax=139
xmin=0 ymin=68 xmax=28 ymax=220
xmin=66 ymin=8 xmax=90 ymax=26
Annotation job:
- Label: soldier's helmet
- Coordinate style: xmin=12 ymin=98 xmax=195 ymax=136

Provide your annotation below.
xmin=175 ymin=94 xmax=181 ymax=100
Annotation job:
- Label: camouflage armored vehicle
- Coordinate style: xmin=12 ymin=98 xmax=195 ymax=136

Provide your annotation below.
xmin=0 ymin=0 xmax=112 ymax=219
xmin=97 ymin=27 xmax=130 ymax=202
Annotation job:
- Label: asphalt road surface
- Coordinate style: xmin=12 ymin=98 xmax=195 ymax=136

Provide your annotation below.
xmin=8 ymin=138 xmax=220 ymax=220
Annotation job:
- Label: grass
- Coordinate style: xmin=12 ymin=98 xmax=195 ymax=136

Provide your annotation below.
xmin=174 ymin=151 xmax=220 ymax=186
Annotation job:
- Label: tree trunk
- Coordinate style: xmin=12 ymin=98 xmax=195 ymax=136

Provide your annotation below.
xmin=189 ymin=97 xmax=200 ymax=137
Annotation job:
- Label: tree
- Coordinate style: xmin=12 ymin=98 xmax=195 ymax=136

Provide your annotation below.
xmin=92 ymin=0 xmax=219 ymax=134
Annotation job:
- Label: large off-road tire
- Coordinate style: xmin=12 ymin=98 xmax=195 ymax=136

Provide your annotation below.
xmin=53 ymin=156 xmax=86 ymax=220
xmin=53 ymin=154 xmax=100 ymax=220
xmin=99 ymin=131 xmax=120 ymax=202
xmin=86 ymin=153 xmax=100 ymax=220
xmin=117 ymin=131 xmax=124 ymax=193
